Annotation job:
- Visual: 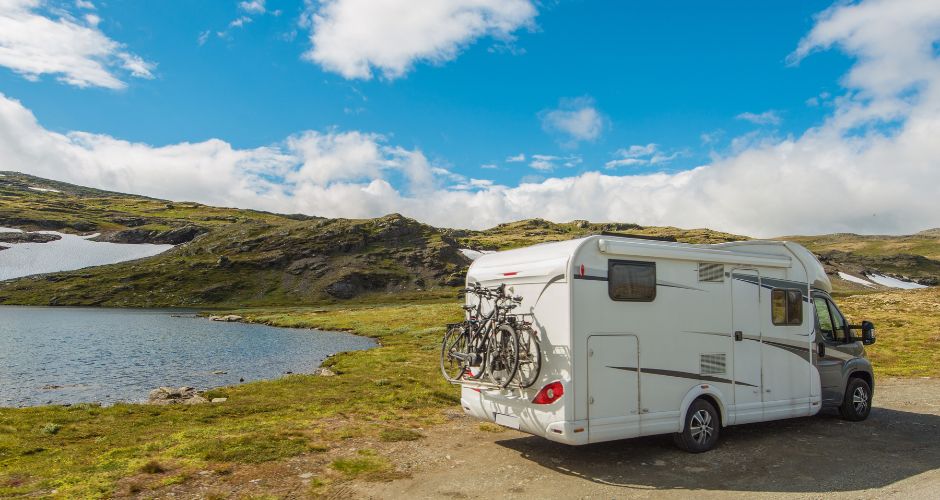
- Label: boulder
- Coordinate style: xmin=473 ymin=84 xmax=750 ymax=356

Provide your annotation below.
xmin=148 ymin=386 xmax=209 ymax=405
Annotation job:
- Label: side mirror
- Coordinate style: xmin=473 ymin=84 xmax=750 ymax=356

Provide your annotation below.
xmin=862 ymin=320 xmax=876 ymax=345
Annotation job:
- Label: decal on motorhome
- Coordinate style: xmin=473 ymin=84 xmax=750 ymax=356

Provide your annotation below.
xmin=606 ymin=365 xmax=759 ymax=388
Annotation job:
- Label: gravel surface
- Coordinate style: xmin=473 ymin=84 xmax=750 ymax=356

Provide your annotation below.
xmin=344 ymin=377 xmax=940 ymax=499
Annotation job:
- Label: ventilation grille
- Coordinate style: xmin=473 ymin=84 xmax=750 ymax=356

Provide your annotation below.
xmin=698 ymin=263 xmax=725 ymax=282
xmin=700 ymin=353 xmax=727 ymax=375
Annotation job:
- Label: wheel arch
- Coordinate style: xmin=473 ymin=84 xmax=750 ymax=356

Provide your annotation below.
xmin=677 ymin=386 xmax=728 ymax=432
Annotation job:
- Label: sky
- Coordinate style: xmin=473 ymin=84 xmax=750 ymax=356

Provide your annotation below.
xmin=0 ymin=0 xmax=938 ymax=236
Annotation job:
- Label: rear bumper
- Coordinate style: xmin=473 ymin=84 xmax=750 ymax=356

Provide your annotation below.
xmin=460 ymin=387 xmax=588 ymax=445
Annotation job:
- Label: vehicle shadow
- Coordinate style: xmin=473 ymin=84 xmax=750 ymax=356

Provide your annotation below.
xmin=495 ymin=407 xmax=940 ymax=493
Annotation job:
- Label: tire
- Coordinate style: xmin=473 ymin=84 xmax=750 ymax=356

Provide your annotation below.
xmin=839 ymin=377 xmax=872 ymax=421
xmin=485 ymin=325 xmax=520 ymax=388
xmin=674 ymin=399 xmax=720 ymax=453
xmin=514 ymin=324 xmax=542 ymax=388
xmin=440 ymin=326 xmax=469 ymax=381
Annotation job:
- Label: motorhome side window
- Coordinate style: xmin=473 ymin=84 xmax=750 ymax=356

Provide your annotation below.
xmin=608 ymin=260 xmax=656 ymax=302
xmin=771 ymin=289 xmax=803 ymax=325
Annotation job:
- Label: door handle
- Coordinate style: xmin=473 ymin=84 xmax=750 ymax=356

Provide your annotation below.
xmin=734 ymin=331 xmax=743 ymax=341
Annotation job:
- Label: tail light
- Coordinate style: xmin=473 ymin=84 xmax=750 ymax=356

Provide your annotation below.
xmin=532 ymin=381 xmax=564 ymax=405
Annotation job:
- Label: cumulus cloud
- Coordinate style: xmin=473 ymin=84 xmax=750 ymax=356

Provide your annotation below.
xmin=0 ymin=0 xmax=154 ymax=89
xmin=2 ymin=0 xmax=939 ymax=237
xmin=505 ymin=153 xmax=525 ymax=162
xmin=301 ymin=0 xmax=537 ymax=80
xmin=540 ymin=97 xmax=604 ymax=145
xmin=736 ymin=110 xmax=782 ymax=125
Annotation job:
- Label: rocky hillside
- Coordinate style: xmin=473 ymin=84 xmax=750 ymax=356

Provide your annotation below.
xmin=0 ymin=171 xmax=937 ymax=305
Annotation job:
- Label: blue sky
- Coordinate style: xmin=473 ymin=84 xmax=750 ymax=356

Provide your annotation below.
xmin=1 ymin=0 xmax=939 ymax=235
xmin=3 ymin=1 xmax=850 ymax=183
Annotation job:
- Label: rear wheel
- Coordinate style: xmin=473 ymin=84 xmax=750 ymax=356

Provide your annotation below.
xmin=514 ymin=324 xmax=542 ymax=388
xmin=485 ymin=325 xmax=519 ymax=388
xmin=840 ymin=377 xmax=872 ymax=421
xmin=440 ymin=326 xmax=469 ymax=381
xmin=674 ymin=399 xmax=720 ymax=453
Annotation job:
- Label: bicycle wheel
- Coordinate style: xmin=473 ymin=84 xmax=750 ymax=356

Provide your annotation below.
xmin=485 ymin=324 xmax=520 ymax=388
xmin=464 ymin=332 xmax=488 ymax=380
xmin=440 ymin=325 xmax=470 ymax=381
xmin=514 ymin=324 xmax=542 ymax=389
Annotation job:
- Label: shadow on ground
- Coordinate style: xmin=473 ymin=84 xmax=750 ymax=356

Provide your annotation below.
xmin=496 ymin=407 xmax=940 ymax=493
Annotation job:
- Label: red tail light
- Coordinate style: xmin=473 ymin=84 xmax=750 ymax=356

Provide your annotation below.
xmin=532 ymin=381 xmax=564 ymax=405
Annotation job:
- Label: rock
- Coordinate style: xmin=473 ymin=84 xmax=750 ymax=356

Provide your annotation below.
xmin=314 ymin=367 xmax=336 ymax=377
xmin=41 ymin=384 xmax=63 ymax=390
xmin=325 ymin=280 xmax=358 ymax=299
xmin=183 ymin=395 xmax=209 ymax=405
xmin=208 ymin=314 xmax=242 ymax=322
xmin=0 ymin=232 xmax=62 ymax=244
xmin=216 ymin=255 xmax=231 ymax=268
xmin=211 ymin=398 xmax=228 ymax=403
xmin=211 ymin=370 xmax=227 ymax=375
xmin=148 ymin=386 xmax=208 ymax=405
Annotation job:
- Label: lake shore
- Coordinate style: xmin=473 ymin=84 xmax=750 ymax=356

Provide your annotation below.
xmin=1 ymin=288 xmax=937 ymax=497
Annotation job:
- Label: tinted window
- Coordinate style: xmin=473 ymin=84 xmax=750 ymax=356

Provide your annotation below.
xmin=608 ymin=260 xmax=656 ymax=302
xmin=771 ymin=289 xmax=803 ymax=325
xmin=814 ymin=297 xmax=834 ymax=339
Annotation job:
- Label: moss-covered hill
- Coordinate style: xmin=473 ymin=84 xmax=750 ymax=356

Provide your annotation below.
xmin=1 ymin=171 xmax=937 ymax=305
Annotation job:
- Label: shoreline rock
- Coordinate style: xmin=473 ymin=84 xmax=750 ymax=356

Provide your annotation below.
xmin=148 ymin=386 xmax=209 ymax=405
xmin=208 ymin=314 xmax=243 ymax=322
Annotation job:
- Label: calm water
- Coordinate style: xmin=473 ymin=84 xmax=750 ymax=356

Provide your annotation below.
xmin=0 ymin=306 xmax=375 ymax=407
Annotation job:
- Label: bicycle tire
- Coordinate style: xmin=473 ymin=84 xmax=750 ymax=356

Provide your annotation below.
xmin=485 ymin=324 xmax=520 ymax=388
xmin=440 ymin=325 xmax=470 ymax=381
xmin=514 ymin=324 xmax=542 ymax=389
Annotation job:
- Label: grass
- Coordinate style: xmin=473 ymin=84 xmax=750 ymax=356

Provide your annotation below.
xmin=0 ymin=287 xmax=936 ymax=496
xmin=839 ymin=287 xmax=940 ymax=377
xmin=0 ymin=301 xmax=462 ymax=497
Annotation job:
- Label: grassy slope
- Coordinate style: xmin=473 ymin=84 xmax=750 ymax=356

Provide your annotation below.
xmin=0 ymin=302 xmax=463 ymax=497
xmin=2 ymin=288 xmax=939 ymax=496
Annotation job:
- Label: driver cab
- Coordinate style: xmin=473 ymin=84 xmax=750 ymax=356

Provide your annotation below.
xmin=811 ymin=291 xmax=875 ymax=408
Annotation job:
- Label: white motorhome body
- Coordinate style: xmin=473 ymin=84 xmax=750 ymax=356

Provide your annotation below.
xmin=460 ymin=235 xmax=873 ymax=446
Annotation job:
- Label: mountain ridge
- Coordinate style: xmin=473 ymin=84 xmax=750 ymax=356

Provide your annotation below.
xmin=1 ymin=172 xmax=937 ymax=305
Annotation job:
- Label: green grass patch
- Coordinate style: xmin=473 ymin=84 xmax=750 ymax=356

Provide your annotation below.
xmin=478 ymin=422 xmax=507 ymax=433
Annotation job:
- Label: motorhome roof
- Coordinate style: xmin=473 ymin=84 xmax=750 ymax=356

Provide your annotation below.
xmin=467 ymin=234 xmax=830 ymax=291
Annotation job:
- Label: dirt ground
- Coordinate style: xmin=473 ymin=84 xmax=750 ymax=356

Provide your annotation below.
xmin=157 ymin=378 xmax=940 ymax=499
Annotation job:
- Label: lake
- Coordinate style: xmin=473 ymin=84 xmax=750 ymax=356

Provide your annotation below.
xmin=0 ymin=306 xmax=376 ymax=407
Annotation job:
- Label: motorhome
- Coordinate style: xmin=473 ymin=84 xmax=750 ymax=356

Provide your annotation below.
xmin=459 ymin=234 xmax=876 ymax=452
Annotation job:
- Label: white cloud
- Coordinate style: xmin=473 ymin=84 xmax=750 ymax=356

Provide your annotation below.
xmin=239 ymin=0 xmax=265 ymax=14
xmin=2 ymin=1 xmax=940 ymax=237
xmin=301 ymin=0 xmax=537 ymax=80
xmin=736 ymin=110 xmax=782 ymax=125
xmin=505 ymin=153 xmax=525 ymax=162
xmin=540 ymin=97 xmax=604 ymax=145
xmin=229 ymin=16 xmax=252 ymax=28
xmin=481 ymin=163 xmax=498 ymax=169
xmin=0 ymin=0 xmax=154 ymax=89
xmin=605 ymin=144 xmax=678 ymax=168
xmin=75 ymin=0 xmax=94 ymax=9
xmin=197 ymin=30 xmax=211 ymax=46
xmin=527 ymin=154 xmax=580 ymax=172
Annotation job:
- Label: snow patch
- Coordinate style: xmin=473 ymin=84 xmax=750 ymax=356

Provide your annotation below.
xmin=28 ymin=186 xmax=61 ymax=193
xmin=459 ymin=248 xmax=494 ymax=261
xmin=838 ymin=272 xmax=875 ymax=288
xmin=0 ymin=227 xmax=173 ymax=280
xmin=865 ymin=273 xmax=928 ymax=290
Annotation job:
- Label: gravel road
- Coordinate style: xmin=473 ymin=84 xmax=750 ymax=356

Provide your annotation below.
xmin=341 ymin=377 xmax=940 ymax=499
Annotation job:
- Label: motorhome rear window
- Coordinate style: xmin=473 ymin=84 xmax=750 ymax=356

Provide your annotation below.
xmin=608 ymin=260 xmax=656 ymax=302
xmin=771 ymin=289 xmax=803 ymax=325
